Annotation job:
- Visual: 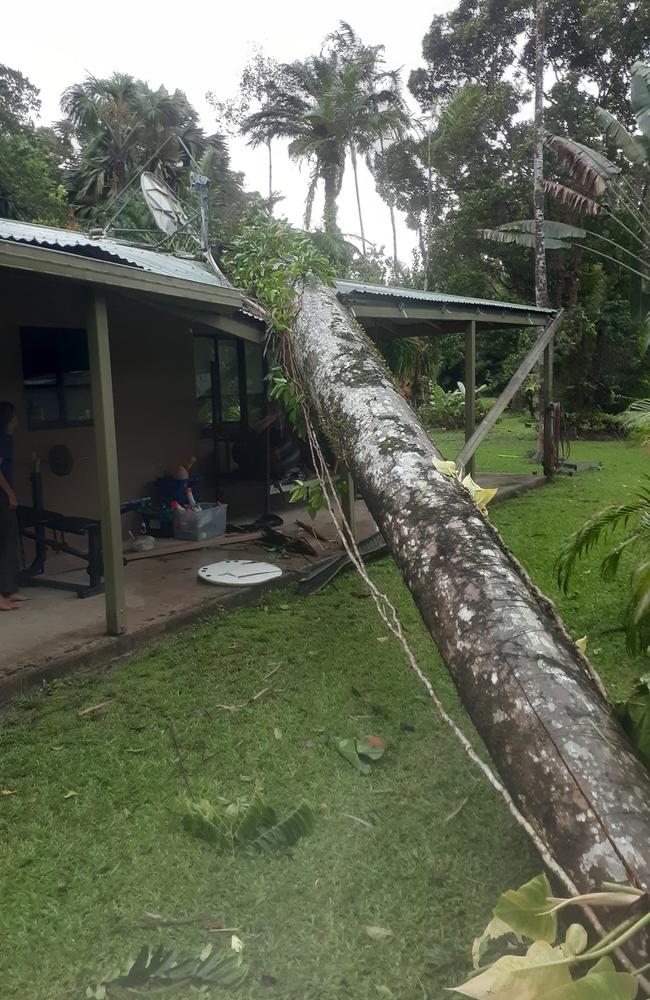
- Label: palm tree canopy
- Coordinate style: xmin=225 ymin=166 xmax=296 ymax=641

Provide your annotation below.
xmin=60 ymin=72 xmax=212 ymax=211
xmin=241 ymin=35 xmax=408 ymax=233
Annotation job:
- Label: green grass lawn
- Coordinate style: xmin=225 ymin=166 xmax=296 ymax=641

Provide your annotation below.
xmin=1 ymin=417 xmax=646 ymax=999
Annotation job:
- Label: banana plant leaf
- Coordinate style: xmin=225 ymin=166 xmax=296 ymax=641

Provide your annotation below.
xmin=546 ymin=136 xmax=620 ymax=197
xmin=544 ymin=181 xmax=603 ymax=217
xmin=631 ymin=60 xmax=650 ymax=142
xmin=595 ymin=107 xmax=648 ymax=165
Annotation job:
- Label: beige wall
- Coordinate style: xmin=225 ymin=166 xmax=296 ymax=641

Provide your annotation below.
xmin=0 ymin=269 xmax=201 ymax=518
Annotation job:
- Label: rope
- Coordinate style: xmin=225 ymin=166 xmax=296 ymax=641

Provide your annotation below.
xmin=278 ymin=324 xmax=650 ymax=994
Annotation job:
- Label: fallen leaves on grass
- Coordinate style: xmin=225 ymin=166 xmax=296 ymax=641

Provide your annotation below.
xmin=365 ymin=926 xmax=393 ymax=940
xmin=86 ymin=942 xmax=248 ymax=997
xmin=329 ymin=735 xmax=388 ymax=775
xmin=183 ymin=795 xmax=314 ymax=854
xmin=78 ymin=701 xmax=112 ymax=717
xmin=1 ymin=789 xmax=16 ymax=796
xmin=63 ymin=790 xmax=78 ymax=799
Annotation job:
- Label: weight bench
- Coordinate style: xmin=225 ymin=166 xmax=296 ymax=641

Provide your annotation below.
xmin=18 ymin=505 xmax=104 ymax=597
xmin=17 ymin=468 xmax=149 ymax=597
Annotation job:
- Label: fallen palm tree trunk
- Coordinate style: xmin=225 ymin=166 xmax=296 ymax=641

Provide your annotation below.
xmin=291 ymin=277 xmax=650 ymax=914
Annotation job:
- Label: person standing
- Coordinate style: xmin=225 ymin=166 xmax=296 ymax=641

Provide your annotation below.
xmin=0 ymin=401 xmax=23 ymax=611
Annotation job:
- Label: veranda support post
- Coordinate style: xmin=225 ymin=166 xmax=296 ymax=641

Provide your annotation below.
xmin=464 ymin=320 xmax=476 ymax=478
xmin=87 ymin=289 xmax=126 ymax=636
xmin=542 ymin=339 xmax=555 ymax=477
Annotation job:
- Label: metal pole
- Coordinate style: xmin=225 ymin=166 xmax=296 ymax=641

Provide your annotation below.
xmin=542 ymin=340 xmax=554 ymax=477
xmin=87 ymin=289 xmax=126 ymax=635
xmin=340 ymin=464 xmax=357 ymax=541
xmin=464 ymin=320 xmax=476 ymax=478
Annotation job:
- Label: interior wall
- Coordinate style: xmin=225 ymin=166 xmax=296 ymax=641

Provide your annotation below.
xmin=0 ymin=269 xmax=200 ymax=518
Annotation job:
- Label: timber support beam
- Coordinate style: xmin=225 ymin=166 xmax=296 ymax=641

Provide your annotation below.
xmin=87 ymin=289 xmax=126 ymax=636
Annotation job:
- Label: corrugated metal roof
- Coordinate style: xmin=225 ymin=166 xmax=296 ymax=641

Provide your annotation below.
xmin=0 ymin=218 xmax=226 ymax=287
xmin=335 ymin=279 xmax=554 ymax=314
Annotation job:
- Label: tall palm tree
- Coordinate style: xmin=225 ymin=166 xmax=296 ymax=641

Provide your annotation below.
xmin=60 ymin=73 xmax=209 ymax=213
xmin=242 ymin=45 xmax=406 ymax=246
xmin=326 ymin=22 xmax=409 ymax=274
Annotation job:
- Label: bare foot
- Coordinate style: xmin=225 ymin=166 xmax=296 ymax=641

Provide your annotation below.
xmin=7 ymin=592 xmax=30 ymax=602
xmin=0 ymin=596 xmax=18 ymax=611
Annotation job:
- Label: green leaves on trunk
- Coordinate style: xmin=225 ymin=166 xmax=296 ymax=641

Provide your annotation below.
xmin=87 ymin=943 xmax=248 ymax=996
xmin=183 ymin=794 xmax=314 ymax=854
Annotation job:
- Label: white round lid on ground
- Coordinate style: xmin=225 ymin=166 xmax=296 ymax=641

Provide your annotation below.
xmin=198 ymin=560 xmax=283 ymax=586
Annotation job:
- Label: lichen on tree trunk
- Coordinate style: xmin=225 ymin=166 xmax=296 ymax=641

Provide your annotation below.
xmin=292 ymin=276 xmax=650 ymax=923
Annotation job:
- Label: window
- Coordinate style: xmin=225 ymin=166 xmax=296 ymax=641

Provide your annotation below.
xmin=193 ymin=334 xmax=265 ymax=433
xmin=20 ymin=327 xmax=92 ymax=430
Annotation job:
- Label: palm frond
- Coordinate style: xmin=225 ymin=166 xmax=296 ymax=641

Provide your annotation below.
xmin=556 ymin=489 xmax=650 ymax=591
xmin=618 ymin=399 xmax=650 ymax=433
xmin=601 ymin=532 xmax=642 ymax=582
xmin=627 ymin=557 xmax=650 ymax=652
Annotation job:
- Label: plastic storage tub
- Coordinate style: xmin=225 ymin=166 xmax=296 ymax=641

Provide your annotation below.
xmin=173 ymin=503 xmax=227 ymax=542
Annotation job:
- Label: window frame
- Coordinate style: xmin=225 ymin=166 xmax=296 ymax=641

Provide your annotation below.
xmin=20 ymin=326 xmax=93 ymax=431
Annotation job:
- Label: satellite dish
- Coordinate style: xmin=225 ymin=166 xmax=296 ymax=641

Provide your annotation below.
xmin=140 ymin=171 xmax=191 ymax=237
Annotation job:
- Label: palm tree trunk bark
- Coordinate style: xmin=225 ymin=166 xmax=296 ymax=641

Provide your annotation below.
xmin=533 ymin=0 xmax=550 ymax=465
xmin=267 ymin=139 xmax=273 ymax=203
xmin=323 ymin=162 xmax=340 ymax=234
xmin=291 ymin=276 xmax=650 ymax=962
xmin=350 ymin=143 xmax=367 ymax=256
xmin=378 ymin=135 xmax=399 ymax=281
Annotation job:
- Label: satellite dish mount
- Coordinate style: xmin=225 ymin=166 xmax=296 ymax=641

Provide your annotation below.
xmin=190 ymin=172 xmax=210 ymax=251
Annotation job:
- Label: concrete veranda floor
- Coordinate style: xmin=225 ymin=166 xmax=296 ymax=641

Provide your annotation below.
xmin=0 ymin=473 xmax=545 ymax=701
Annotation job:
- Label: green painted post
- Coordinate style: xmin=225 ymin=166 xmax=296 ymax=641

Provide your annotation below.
xmin=340 ymin=464 xmax=357 ymax=540
xmin=87 ymin=290 xmax=126 ymax=635
xmin=464 ymin=320 xmax=476 ymax=478
xmin=543 ymin=340 xmax=554 ymax=477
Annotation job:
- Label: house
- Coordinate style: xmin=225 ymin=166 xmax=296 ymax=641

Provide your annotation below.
xmin=0 ymin=217 xmax=555 ymax=664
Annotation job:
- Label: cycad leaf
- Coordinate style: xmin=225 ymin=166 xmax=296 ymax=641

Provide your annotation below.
xmin=547 ymin=136 xmax=620 ymax=197
xmin=615 ymin=675 xmax=650 ymax=766
xmin=544 ymin=181 xmax=603 ymax=216
xmin=249 ymin=801 xmax=314 ymax=853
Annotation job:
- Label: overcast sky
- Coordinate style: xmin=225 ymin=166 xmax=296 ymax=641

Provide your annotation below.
xmin=2 ymin=0 xmax=454 ymax=264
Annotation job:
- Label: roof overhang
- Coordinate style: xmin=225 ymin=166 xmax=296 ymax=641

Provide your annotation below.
xmin=0 ymin=237 xmax=265 ymax=344
xmin=0 ymin=238 xmax=243 ymax=311
xmin=335 ymin=281 xmax=555 ymax=334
